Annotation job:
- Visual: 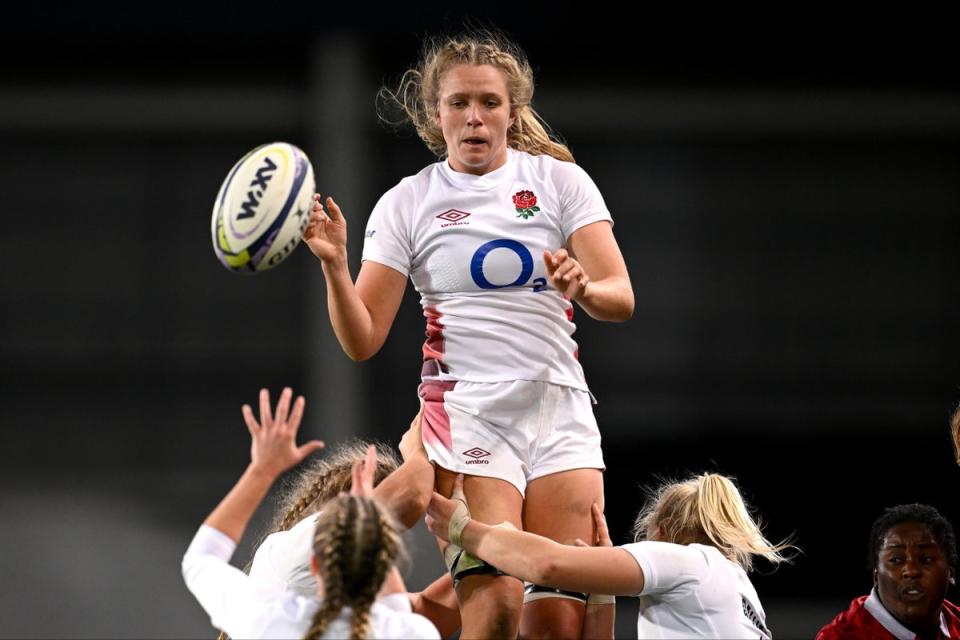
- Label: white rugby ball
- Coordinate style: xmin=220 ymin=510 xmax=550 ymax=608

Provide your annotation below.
xmin=211 ymin=142 xmax=316 ymax=274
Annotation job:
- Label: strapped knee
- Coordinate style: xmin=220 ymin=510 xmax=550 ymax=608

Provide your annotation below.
xmin=443 ymin=521 xmax=517 ymax=587
xmin=523 ymin=583 xmax=588 ymax=604
xmin=444 ymin=544 xmax=506 ymax=587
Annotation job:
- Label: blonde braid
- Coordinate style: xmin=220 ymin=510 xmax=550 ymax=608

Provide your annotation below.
xmin=350 ymin=600 xmax=373 ymax=640
xmin=279 ymin=476 xmax=326 ymax=532
xmin=215 ymin=446 xmax=398 ymax=640
xmin=252 ymin=442 xmax=398 ymax=549
xmin=302 ymin=497 xmax=355 ymax=640
xmin=347 ymin=501 xmax=401 ymax=639
xmin=304 ymin=496 xmax=406 ymax=639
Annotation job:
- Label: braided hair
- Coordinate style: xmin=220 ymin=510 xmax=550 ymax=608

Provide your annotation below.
xmin=302 ymin=495 xmax=405 ymax=640
xmin=271 ymin=441 xmax=399 ymax=533
xmin=217 ymin=442 xmax=399 ymax=640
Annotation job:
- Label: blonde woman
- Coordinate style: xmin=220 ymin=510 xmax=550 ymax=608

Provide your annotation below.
xmin=182 ymin=388 xmax=439 ymax=639
xmin=241 ymin=411 xmax=461 ymax=637
xmin=426 ymin=472 xmax=794 ymax=639
xmin=302 ymin=30 xmax=633 ymax=638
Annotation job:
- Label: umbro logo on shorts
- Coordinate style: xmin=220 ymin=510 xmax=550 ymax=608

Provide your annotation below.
xmin=463 ymin=447 xmax=491 ymax=465
xmin=436 ymin=209 xmax=472 ymax=228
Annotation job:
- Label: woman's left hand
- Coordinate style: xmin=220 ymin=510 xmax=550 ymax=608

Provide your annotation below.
xmin=425 ymin=493 xmax=456 ymax=542
xmin=575 ymin=503 xmax=612 ymax=548
xmin=544 ymin=248 xmax=589 ymax=300
xmin=426 ymin=474 xmax=471 ymax=544
xmin=242 ymin=387 xmax=324 ymax=479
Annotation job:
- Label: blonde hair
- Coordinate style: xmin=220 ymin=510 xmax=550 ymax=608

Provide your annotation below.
xmin=378 ymin=32 xmax=574 ymax=162
xmin=269 ymin=441 xmax=400 ymax=533
xmin=303 ymin=495 xmax=406 ymax=640
xmin=217 ymin=443 xmax=400 ymax=640
xmin=633 ymin=473 xmax=795 ymax=572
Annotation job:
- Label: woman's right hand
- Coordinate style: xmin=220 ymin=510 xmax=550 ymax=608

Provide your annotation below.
xmin=302 ymin=194 xmax=348 ymax=264
xmin=426 ymin=474 xmax=471 ymax=545
xmin=574 ymin=503 xmax=612 ymax=548
xmin=242 ymin=387 xmax=324 ymax=480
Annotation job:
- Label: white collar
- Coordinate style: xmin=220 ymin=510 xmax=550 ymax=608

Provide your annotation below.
xmin=864 ymin=587 xmax=951 ymax=639
xmin=439 ymin=149 xmax=515 ymax=191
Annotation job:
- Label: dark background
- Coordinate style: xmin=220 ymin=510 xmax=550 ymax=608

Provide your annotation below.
xmin=1 ymin=6 xmax=958 ymax=638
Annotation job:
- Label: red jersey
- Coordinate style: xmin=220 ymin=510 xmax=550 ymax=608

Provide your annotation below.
xmin=817 ymin=590 xmax=960 ymax=640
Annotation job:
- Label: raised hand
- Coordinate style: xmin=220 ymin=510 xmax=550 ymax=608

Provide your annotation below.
xmin=543 ymin=248 xmax=589 ymax=300
xmin=241 ymin=387 xmax=324 ymax=479
xmin=301 ymin=194 xmax=348 ymax=264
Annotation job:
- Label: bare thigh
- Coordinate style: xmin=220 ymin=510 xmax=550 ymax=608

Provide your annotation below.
xmin=521 ymin=468 xmax=605 ymax=639
xmin=435 ymin=466 xmax=525 ymax=639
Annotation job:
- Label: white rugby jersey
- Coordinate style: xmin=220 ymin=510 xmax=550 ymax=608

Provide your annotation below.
xmin=621 ymin=541 xmax=772 ymax=639
xmin=248 ymin=512 xmax=320 ymax=597
xmin=362 ymin=149 xmax=613 ymax=390
xmin=182 ymin=525 xmax=439 ymax=640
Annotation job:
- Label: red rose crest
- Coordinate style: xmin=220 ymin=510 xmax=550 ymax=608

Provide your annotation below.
xmin=512 ymin=190 xmax=539 ymax=219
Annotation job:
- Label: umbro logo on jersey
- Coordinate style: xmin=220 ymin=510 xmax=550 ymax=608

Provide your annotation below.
xmin=463 ymin=447 xmax=491 ymax=464
xmin=437 ymin=209 xmax=472 ymax=228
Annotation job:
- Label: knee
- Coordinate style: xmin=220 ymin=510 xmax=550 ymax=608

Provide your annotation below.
xmin=520 ymin=597 xmax=586 ymax=640
xmin=458 ymin=576 xmax=524 ymax=637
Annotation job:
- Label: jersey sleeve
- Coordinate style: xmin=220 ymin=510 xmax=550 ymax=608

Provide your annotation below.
xmin=361 ymin=180 xmax=415 ymax=277
xmin=619 ymin=541 xmax=710 ymax=597
xmin=181 ymin=525 xmax=284 ymax=637
xmin=553 ymin=161 xmax=614 ymax=241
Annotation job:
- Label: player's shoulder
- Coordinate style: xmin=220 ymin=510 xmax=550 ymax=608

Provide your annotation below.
xmin=516 ymin=150 xmax=594 ymax=192
xmin=514 ymin=148 xmax=579 ymax=172
xmin=622 ymin=540 xmax=714 ymax=572
xmin=815 ymin=596 xmax=871 ymax=640
xmin=944 ymin=598 xmax=960 ymax=625
xmin=378 ymin=161 xmax=443 ymax=205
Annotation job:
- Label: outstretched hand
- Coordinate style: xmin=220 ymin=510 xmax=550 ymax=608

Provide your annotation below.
xmin=241 ymin=387 xmax=324 ymax=479
xmin=301 ymin=194 xmax=348 ymax=264
xmin=544 ymin=248 xmax=589 ymax=300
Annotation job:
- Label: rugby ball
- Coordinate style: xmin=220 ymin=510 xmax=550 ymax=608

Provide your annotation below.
xmin=211 ymin=142 xmax=315 ymax=274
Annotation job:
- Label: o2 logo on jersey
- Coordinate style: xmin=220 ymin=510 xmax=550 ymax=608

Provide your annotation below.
xmin=470 ymin=239 xmax=547 ymax=292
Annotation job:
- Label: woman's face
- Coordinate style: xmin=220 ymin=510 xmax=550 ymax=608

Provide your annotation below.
xmin=436 ymin=64 xmax=515 ymax=176
xmin=875 ymin=522 xmax=954 ymax=629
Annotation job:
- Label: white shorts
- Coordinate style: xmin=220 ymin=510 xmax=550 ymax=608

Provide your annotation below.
xmin=418 ymin=377 xmax=604 ymax=496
